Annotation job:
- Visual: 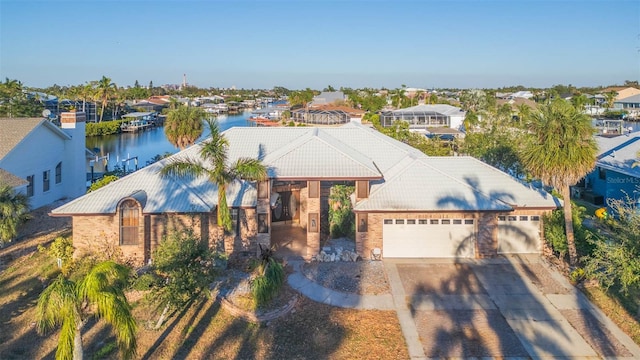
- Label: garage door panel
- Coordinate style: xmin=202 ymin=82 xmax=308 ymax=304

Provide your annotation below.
xmin=383 ymin=220 xmax=474 ymax=258
xmin=498 ymin=215 xmax=541 ymax=253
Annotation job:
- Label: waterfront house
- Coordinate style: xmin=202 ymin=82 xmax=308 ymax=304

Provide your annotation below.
xmin=582 ymin=131 xmax=640 ymax=208
xmin=0 ymin=112 xmax=87 ymax=209
xmin=309 ymin=91 xmax=346 ymax=107
xmin=614 ymin=94 xmax=640 ymax=119
xmin=291 ymin=105 xmax=365 ymax=125
xmin=51 ymin=122 xmax=558 ymax=265
xmin=379 ymin=104 xmax=467 ymax=132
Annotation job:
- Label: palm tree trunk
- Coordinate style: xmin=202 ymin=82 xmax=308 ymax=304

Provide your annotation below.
xmin=562 ymin=185 xmax=578 ymax=265
xmin=73 ymin=320 xmax=84 ymax=360
xmin=99 ymin=101 xmax=106 ymax=122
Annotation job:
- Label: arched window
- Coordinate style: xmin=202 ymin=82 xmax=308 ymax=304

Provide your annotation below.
xmin=120 ymin=199 xmax=139 ymax=245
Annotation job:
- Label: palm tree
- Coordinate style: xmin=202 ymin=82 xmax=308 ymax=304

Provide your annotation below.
xmin=94 ymin=76 xmax=117 ymax=122
xmin=520 ymin=99 xmax=597 ymax=265
xmin=161 ymin=119 xmax=267 ymax=232
xmin=36 ymin=261 xmax=137 ymax=360
xmin=391 ymin=87 xmax=406 ymax=109
xmin=515 ymin=103 xmax=532 ymax=125
xmin=0 ymin=183 xmax=30 ymax=246
xmin=604 ymin=91 xmax=617 ymax=110
xmin=164 ymin=106 xmax=206 ymax=150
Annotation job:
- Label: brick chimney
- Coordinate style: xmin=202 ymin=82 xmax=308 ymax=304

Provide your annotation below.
xmin=60 ymin=111 xmax=87 ymax=199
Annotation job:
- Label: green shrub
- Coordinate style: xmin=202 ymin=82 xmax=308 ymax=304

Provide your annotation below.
xmin=88 ymin=175 xmax=119 ymax=193
xmin=251 ymin=246 xmax=284 ymax=307
xmin=328 ymin=185 xmax=355 ymax=239
xmin=86 ymin=120 xmax=125 ymax=136
xmin=132 ymin=273 xmax=159 ymax=291
xmin=543 ymin=202 xmax=595 ymax=260
xmin=569 ymin=267 xmax=586 ymax=284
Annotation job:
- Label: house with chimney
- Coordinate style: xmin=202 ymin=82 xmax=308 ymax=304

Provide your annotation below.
xmin=0 ymin=112 xmax=87 ymax=209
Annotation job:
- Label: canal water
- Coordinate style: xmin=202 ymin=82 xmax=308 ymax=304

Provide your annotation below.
xmin=86 ymin=112 xmax=253 ymax=173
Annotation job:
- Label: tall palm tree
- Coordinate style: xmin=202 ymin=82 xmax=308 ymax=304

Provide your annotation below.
xmin=515 ymin=103 xmax=532 ymax=125
xmin=0 ymin=183 xmax=30 ymax=246
xmin=36 ymin=261 xmax=137 ymax=360
xmin=604 ymin=91 xmax=617 ymax=110
xmin=391 ymin=88 xmax=406 ymax=109
xmin=161 ymin=119 xmax=267 ymax=232
xmin=164 ymin=106 xmax=206 ymax=150
xmin=520 ymin=99 xmax=597 ymax=265
xmin=94 ymin=76 xmax=117 ymax=122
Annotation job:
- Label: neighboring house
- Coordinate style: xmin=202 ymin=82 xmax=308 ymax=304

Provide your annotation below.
xmin=51 ymin=122 xmax=558 ymax=265
xmin=604 ymin=87 xmax=640 ymax=102
xmin=0 ymin=112 xmax=87 ymax=209
xmin=496 ymin=98 xmax=538 ymax=111
xmin=379 ymin=104 xmax=467 ymax=131
xmin=0 ymin=168 xmax=28 ymax=192
xmin=309 ymin=91 xmax=346 ymax=107
xmin=584 ymin=131 xmax=640 ymax=208
xmin=510 ymin=91 xmax=534 ymax=100
xmin=291 ymin=105 xmax=365 ymax=125
xmin=614 ymin=94 xmax=640 ymax=119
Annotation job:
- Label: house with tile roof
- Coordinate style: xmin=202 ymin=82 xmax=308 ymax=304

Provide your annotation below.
xmin=51 ymin=122 xmax=558 ymax=265
xmin=0 ymin=112 xmax=87 ymax=209
xmin=583 ymin=131 xmax=640 ymax=208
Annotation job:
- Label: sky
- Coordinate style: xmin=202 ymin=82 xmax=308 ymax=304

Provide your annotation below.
xmin=1 ymin=0 xmax=639 ymax=90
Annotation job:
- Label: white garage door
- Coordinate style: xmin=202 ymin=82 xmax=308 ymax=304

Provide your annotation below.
xmin=383 ymin=218 xmax=475 ymax=258
xmin=497 ymin=215 xmax=542 ymax=253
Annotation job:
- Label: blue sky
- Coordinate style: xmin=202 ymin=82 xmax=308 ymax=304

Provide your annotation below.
xmin=1 ymin=0 xmax=638 ymax=89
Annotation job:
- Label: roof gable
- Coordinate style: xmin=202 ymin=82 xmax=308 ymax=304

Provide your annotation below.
xmin=0 ymin=118 xmax=72 ymax=161
xmin=355 ymin=158 xmax=512 ymax=212
xmin=261 ymin=128 xmax=381 ymax=179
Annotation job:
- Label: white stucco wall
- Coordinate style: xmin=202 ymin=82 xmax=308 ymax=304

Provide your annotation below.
xmin=0 ymin=120 xmax=86 ymax=209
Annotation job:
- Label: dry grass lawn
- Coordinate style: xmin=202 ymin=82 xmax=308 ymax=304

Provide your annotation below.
xmin=0 ymin=208 xmax=408 ymax=360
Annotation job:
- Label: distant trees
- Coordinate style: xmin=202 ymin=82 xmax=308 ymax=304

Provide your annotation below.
xmin=344 ymin=88 xmax=386 ymax=112
xmin=94 ymin=76 xmax=118 ymax=122
xmin=164 ymin=106 xmax=206 ymax=150
xmin=0 ymin=78 xmax=44 ymax=117
xmin=391 ymin=87 xmax=407 ymax=109
xmin=288 ymin=88 xmax=314 ymax=109
xmin=0 ymin=183 xmax=30 ymax=246
xmin=520 ymin=99 xmax=597 ymax=265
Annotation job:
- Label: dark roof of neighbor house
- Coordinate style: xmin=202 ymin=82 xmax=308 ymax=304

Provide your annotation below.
xmin=0 ymin=118 xmax=71 ymax=160
xmin=0 ymin=168 xmax=28 ymax=187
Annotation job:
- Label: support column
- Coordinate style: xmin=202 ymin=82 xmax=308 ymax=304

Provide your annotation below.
xmin=306 ymin=181 xmax=321 ymax=259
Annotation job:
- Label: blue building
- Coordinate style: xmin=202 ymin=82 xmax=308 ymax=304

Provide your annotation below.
xmin=584 ymin=131 xmax=640 ymax=209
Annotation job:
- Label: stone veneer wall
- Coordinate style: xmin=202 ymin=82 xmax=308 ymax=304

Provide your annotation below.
xmin=476 ymin=213 xmax=497 ymax=258
xmin=72 ymin=209 xmax=258 ymax=266
xmin=299 ymin=186 xmax=309 ymax=229
xmin=305 ymin=181 xmax=320 ymax=259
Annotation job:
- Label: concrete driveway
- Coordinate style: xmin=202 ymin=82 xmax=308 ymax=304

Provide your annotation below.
xmin=384 ymin=256 xmax=640 ymax=359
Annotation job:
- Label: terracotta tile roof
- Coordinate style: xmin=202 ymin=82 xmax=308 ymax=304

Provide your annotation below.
xmin=0 ymin=118 xmax=45 ymax=160
xmin=0 ymin=168 xmax=28 ymax=187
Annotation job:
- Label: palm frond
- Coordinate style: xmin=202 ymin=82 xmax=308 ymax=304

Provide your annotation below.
xmin=79 ymin=261 xmax=137 ymax=359
xmin=35 ymin=275 xmax=82 ymax=360
xmin=200 ymin=119 xmax=228 ymax=166
xmin=159 ymin=158 xmax=209 ymax=179
xmin=230 ymin=158 xmax=268 ymax=181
